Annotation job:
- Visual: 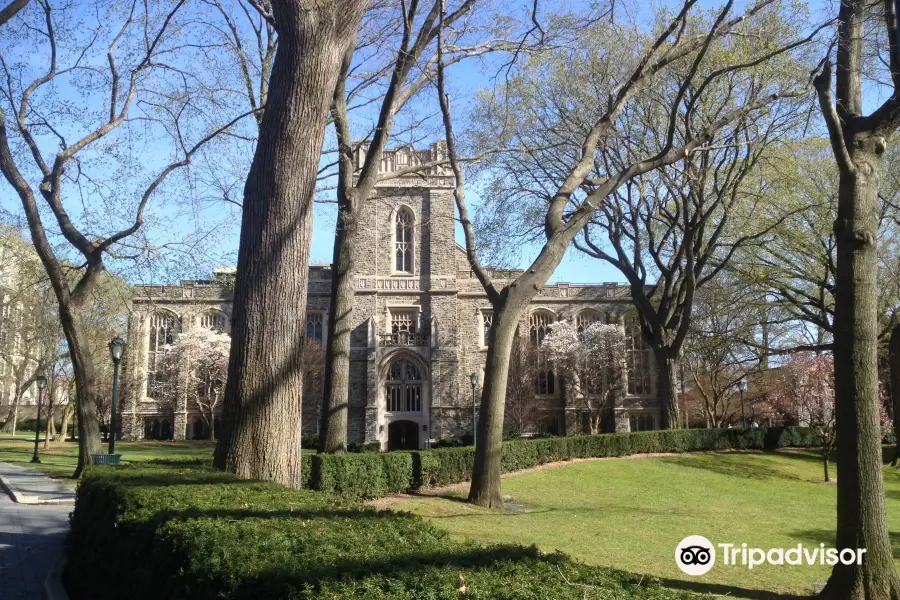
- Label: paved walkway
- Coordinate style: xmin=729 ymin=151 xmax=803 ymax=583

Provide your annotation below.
xmin=0 ymin=463 xmax=72 ymax=600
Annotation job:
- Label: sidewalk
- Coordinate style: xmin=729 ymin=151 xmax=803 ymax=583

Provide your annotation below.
xmin=0 ymin=462 xmax=72 ymax=600
xmin=0 ymin=463 xmax=75 ymax=506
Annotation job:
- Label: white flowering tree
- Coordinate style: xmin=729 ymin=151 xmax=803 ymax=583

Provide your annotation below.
xmin=543 ymin=321 xmax=625 ymax=434
xmin=157 ymin=326 xmax=230 ymax=440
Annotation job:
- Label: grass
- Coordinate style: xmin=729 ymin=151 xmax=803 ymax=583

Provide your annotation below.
xmin=0 ymin=433 xmax=216 ymax=483
xmin=381 ymin=450 xmax=900 ymax=599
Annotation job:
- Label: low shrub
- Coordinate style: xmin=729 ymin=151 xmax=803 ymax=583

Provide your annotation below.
xmin=300 ymin=433 xmax=319 ymax=449
xmin=66 ymin=462 xmax=697 ymax=600
xmin=305 ymin=426 xmax=818 ymax=498
xmin=312 ymin=451 xmax=413 ymax=499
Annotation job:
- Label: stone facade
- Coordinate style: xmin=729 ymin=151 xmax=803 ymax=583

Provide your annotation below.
xmin=120 ymin=143 xmax=660 ymax=446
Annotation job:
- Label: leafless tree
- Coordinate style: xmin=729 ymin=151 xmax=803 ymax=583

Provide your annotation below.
xmin=437 ymin=0 xmax=822 ymax=507
xmin=0 ymin=0 xmax=256 ymax=475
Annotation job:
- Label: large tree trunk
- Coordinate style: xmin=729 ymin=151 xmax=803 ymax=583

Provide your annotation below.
xmin=319 ymin=202 xmax=357 ymax=454
xmin=653 ymin=347 xmax=680 ymax=430
xmin=60 ymin=305 xmax=102 ymax=477
xmin=820 ymin=145 xmax=900 ymax=599
xmin=890 ymin=324 xmax=900 ymax=466
xmin=214 ymin=0 xmax=367 ymax=487
xmin=468 ymin=296 xmax=527 ymax=508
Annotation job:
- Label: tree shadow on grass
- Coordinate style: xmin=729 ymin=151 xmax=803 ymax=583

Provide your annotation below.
xmin=792 ymin=528 xmax=900 ymax=560
xmin=656 ymin=577 xmax=806 ymax=599
xmin=659 ymin=453 xmax=805 ymax=482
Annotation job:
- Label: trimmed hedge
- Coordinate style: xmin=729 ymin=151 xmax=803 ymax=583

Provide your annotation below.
xmin=66 ymin=462 xmax=697 ymax=600
xmin=312 ymin=451 xmax=413 ymax=499
xmin=300 ymin=426 xmax=818 ymax=499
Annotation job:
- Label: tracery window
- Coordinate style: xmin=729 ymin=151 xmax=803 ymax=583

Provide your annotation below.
xmin=306 ymin=312 xmax=325 ymax=345
xmin=575 ymin=310 xmax=603 ymax=333
xmin=395 ymin=207 xmax=414 ymax=273
xmin=147 ymin=312 xmax=180 ymax=395
xmin=386 ymin=358 xmax=423 ymax=412
xmin=481 ymin=310 xmax=493 ymax=347
xmin=528 ymin=311 xmax=554 ymax=347
xmin=199 ymin=311 xmax=227 ymax=333
xmin=625 ymin=319 xmax=652 ymax=395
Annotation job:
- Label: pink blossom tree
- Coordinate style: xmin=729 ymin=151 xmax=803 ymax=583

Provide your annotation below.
xmin=543 ymin=321 xmax=625 ymax=434
xmin=768 ymin=353 xmax=836 ymax=482
xmin=157 ymin=327 xmax=230 ymax=440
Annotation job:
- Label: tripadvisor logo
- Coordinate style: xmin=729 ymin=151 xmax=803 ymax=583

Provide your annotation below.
xmin=675 ymin=536 xmax=867 ymax=576
xmin=675 ymin=535 xmax=716 ymax=576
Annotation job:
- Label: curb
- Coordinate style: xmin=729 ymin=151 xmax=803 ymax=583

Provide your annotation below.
xmin=0 ymin=471 xmax=75 ymax=505
xmin=42 ymin=558 xmax=69 ymax=600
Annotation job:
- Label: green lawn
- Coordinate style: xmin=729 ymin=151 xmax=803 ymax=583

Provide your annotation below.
xmin=0 ymin=433 xmax=216 ymax=483
xmin=383 ymin=450 xmax=900 ymax=598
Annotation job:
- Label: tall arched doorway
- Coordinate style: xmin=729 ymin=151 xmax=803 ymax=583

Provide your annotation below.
xmin=387 ymin=420 xmax=419 ymax=450
xmin=382 ymin=356 xmax=427 ymax=450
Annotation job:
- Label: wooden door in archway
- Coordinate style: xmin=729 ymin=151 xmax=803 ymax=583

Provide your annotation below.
xmin=387 ymin=420 xmax=419 ymax=451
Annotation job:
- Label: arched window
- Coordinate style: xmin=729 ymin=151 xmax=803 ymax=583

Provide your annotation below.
xmin=625 ymin=318 xmax=652 ymax=395
xmin=535 ymin=368 xmax=555 ymax=395
xmin=576 ymin=309 xmax=603 ymax=333
xmin=480 ymin=310 xmax=493 ymax=347
xmin=306 ymin=312 xmax=324 ymax=345
xmin=394 ymin=207 xmax=414 ymax=273
xmin=147 ymin=311 xmax=180 ymax=395
xmin=199 ymin=311 xmax=227 ymax=333
xmin=386 ymin=358 xmax=423 ymax=412
xmin=528 ymin=310 xmax=555 ymax=346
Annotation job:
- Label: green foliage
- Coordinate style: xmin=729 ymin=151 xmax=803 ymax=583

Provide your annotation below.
xmin=312 ymin=452 xmax=413 ymax=499
xmin=307 ymin=427 xmax=817 ymax=497
xmin=415 ymin=446 xmax=477 ymax=488
xmin=66 ymin=461 xmax=697 ymax=600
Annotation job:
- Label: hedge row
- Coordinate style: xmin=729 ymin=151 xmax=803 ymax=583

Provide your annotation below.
xmin=302 ymin=426 xmax=818 ymax=499
xmin=65 ymin=462 xmax=698 ymax=600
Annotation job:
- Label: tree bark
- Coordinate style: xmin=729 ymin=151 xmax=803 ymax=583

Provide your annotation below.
xmin=653 ymin=347 xmax=681 ymax=430
xmin=319 ymin=202 xmax=356 ymax=454
xmin=890 ymin=323 xmax=900 ymax=466
xmin=214 ymin=0 xmax=368 ymax=487
xmin=55 ymin=401 xmax=73 ymax=442
xmin=60 ymin=305 xmax=102 ymax=477
xmin=468 ymin=297 xmax=522 ymax=508
xmin=820 ymin=145 xmax=900 ymax=599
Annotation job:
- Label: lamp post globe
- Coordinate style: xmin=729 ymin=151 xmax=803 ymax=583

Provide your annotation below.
xmin=107 ymin=337 xmax=126 ymax=455
xmin=469 ymin=373 xmax=478 ymax=447
xmin=31 ymin=374 xmax=47 ymax=464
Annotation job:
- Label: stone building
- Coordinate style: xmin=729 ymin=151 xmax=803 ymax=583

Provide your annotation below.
xmin=120 ymin=143 xmax=660 ymax=447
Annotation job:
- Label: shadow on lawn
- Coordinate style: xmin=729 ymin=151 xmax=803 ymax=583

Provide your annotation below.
xmin=656 ymin=577 xmax=806 ymax=600
xmin=659 ymin=452 xmax=807 ymax=482
xmin=792 ymin=528 xmax=900 ymax=561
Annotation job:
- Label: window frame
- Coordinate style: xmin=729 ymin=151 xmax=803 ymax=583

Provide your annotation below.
xmin=392 ymin=205 xmax=415 ymax=275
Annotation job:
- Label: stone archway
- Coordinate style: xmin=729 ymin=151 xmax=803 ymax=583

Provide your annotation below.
xmin=387 ymin=420 xmax=419 ymax=451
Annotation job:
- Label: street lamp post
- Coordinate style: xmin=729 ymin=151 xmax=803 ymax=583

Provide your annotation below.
xmin=31 ymin=374 xmax=47 ymax=464
xmin=737 ymin=378 xmax=748 ymax=428
xmin=108 ymin=337 xmax=126 ymax=455
xmin=469 ymin=373 xmax=477 ymax=447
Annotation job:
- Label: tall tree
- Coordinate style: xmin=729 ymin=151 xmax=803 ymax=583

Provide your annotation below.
xmin=811 ymin=0 xmax=900 ymax=595
xmin=0 ymin=0 xmax=252 ymax=476
xmin=213 ymin=0 xmax=370 ymax=486
xmin=438 ymin=0 xmax=819 ymax=506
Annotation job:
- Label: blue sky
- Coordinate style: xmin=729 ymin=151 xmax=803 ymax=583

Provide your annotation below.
xmin=0 ymin=0 xmax=841 ymax=286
